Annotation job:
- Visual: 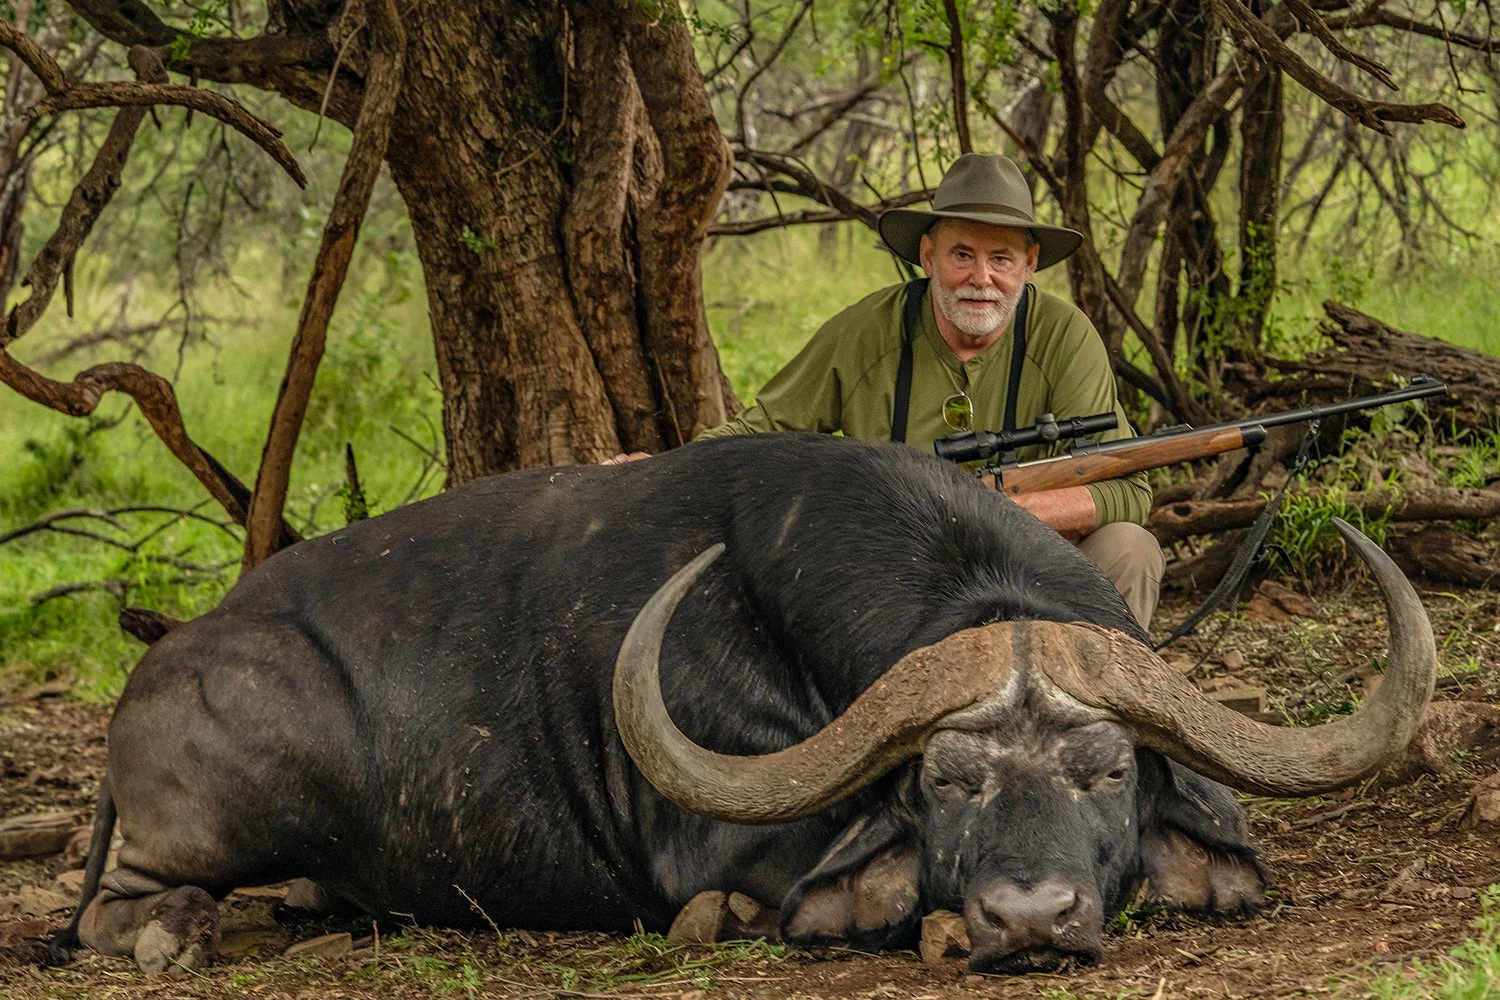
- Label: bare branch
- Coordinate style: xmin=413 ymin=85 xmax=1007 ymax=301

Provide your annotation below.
xmin=3 ymin=101 xmax=145 ymax=342
xmin=1323 ymin=10 xmax=1500 ymax=54
xmin=940 ymin=0 xmax=971 ymax=153
xmin=730 ymin=149 xmax=933 ymax=233
xmin=30 ymin=80 xmax=305 ymax=185
xmin=1214 ymin=0 xmax=1464 ymax=136
xmin=732 ymin=0 xmax=813 ymax=144
xmin=243 ymin=0 xmax=405 ymax=570
xmin=1284 ymin=0 xmax=1397 ymax=90
xmin=65 ymin=0 xmax=175 ymax=48
xmin=786 ymin=53 xmax=916 ymax=155
xmin=0 ymin=352 xmax=262 ymax=531
xmin=0 ymin=18 xmax=68 ymax=92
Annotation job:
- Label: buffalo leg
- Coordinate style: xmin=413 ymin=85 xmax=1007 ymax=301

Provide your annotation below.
xmin=77 ymin=867 xmax=219 ymax=973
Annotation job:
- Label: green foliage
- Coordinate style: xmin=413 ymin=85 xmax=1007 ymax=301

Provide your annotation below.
xmin=1364 ymin=885 xmax=1500 ymax=999
xmin=1264 ymin=485 xmax=1393 ymax=585
xmin=459 ymin=226 xmax=497 ymax=254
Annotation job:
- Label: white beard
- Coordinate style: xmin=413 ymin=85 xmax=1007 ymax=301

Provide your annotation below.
xmin=932 ymin=281 xmax=1022 ymax=338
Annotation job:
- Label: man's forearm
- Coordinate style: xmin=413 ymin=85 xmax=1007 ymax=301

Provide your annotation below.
xmin=1009 ymin=486 xmax=1097 ymax=540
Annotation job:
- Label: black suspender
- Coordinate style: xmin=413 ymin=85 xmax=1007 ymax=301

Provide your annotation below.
xmin=891 ymin=281 xmax=1032 ymax=443
xmin=1002 ymin=285 xmax=1030 ymax=434
xmin=890 ymin=278 xmax=927 ymax=444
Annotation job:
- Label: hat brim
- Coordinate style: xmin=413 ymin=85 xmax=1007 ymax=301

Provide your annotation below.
xmin=878 ymin=208 xmax=1084 ymax=271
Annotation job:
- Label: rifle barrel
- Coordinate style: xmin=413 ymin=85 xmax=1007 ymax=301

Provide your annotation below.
xmin=984 ymin=376 xmax=1447 ymax=496
xmin=1090 ymin=375 xmax=1447 ymax=456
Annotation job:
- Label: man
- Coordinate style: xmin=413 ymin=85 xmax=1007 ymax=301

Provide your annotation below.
xmin=623 ymin=154 xmax=1164 ymax=627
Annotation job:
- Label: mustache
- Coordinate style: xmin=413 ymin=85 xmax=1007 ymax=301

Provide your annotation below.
xmin=951 ymin=286 xmax=1006 ymax=303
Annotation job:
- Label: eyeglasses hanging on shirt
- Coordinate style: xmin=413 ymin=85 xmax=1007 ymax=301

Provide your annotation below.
xmin=942 ymin=368 xmax=973 ymax=432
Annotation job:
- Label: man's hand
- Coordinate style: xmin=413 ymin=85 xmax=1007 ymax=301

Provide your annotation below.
xmin=602 ymin=452 xmax=652 ymax=466
xmin=1008 ymin=486 xmax=1097 ymax=541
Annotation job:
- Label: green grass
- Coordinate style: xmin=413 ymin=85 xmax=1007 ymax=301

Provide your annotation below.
xmin=1361 ymin=886 xmax=1500 ymax=999
xmin=0 ymin=239 xmax=439 ymax=697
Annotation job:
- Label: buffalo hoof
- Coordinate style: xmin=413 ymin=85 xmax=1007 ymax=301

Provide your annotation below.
xmin=133 ymin=887 xmax=219 ymax=974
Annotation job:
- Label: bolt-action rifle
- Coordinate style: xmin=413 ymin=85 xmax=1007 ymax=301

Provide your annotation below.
xmin=934 ymin=375 xmax=1448 ymax=495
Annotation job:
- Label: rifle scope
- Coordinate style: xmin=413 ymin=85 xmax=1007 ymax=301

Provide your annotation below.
xmin=934 ymin=411 xmax=1118 ymax=464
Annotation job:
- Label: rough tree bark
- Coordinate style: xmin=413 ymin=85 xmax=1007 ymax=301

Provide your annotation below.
xmin=67 ymin=0 xmax=736 ymax=485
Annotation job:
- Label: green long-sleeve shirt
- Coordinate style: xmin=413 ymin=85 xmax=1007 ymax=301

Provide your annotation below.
xmin=698 ymin=281 xmax=1151 ymax=527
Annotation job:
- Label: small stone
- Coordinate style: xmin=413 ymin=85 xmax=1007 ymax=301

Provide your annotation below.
xmin=1221 ymin=649 xmax=1246 ymax=672
xmin=16 ymin=885 xmax=72 ymax=916
xmin=1256 ymin=580 xmax=1322 ymax=618
xmin=221 ymin=927 xmax=290 ymax=960
xmin=230 ymin=885 xmax=290 ymax=901
xmin=1452 ymin=886 xmax=1476 ymax=900
xmin=282 ymin=878 xmax=332 ymax=911
xmin=283 ymin=931 xmax=352 ymax=960
xmin=669 ymin=891 xmax=730 ymax=944
xmin=962 ymin=974 xmax=986 ymax=987
xmin=1462 ymin=771 xmax=1500 ymax=828
xmin=0 ymin=918 xmax=50 ymax=961
xmin=0 ymin=812 xmax=78 ymax=860
xmin=1209 ymin=687 xmax=1267 ymax=715
xmin=919 ymin=909 xmax=970 ymax=965
xmin=1390 ymin=704 xmax=1500 ymax=780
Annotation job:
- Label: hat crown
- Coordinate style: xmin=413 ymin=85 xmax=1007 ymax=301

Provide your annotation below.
xmin=931 ymin=154 xmax=1035 ymax=221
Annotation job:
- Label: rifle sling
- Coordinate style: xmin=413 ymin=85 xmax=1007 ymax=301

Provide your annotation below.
xmin=1003 ymin=285 xmax=1029 ymax=434
xmin=1154 ymin=421 xmax=1321 ymax=652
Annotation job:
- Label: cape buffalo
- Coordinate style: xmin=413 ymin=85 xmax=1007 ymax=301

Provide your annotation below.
xmin=51 ymin=434 xmax=1434 ymax=974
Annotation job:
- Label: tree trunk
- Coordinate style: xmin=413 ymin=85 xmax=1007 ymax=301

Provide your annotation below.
xmin=374 ymin=1 xmax=733 ymax=483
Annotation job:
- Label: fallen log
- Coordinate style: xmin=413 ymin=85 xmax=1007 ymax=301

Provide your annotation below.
xmin=1386 ymin=526 xmax=1500 ymax=587
xmin=1228 ymin=301 xmax=1500 ymax=433
xmin=1149 ymin=486 xmax=1500 ymax=546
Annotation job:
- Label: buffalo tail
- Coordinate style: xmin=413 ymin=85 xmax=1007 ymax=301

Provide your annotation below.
xmin=41 ymin=774 xmax=115 ymax=967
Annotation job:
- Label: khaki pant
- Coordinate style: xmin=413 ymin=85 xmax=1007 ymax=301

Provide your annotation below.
xmin=1077 ymin=522 xmax=1165 ymax=630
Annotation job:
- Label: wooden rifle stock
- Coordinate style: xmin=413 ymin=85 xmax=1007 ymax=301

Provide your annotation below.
xmin=958 ymin=375 xmax=1446 ymax=497
xmin=979 ymin=426 xmax=1263 ymax=495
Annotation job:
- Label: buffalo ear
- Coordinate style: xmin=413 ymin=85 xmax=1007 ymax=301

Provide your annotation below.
xmin=780 ymin=769 xmax=922 ymax=951
xmin=1135 ymin=751 xmax=1268 ymax=916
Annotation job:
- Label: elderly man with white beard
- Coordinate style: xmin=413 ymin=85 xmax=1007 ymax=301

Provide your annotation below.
xmin=700 ymin=153 xmax=1164 ymax=628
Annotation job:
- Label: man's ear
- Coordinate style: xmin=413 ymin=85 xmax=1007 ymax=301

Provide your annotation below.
xmin=918 ymin=233 xmax=934 ymax=273
xmin=1135 ymin=751 xmax=1268 ymax=916
xmin=780 ymin=768 xmax=923 ymax=951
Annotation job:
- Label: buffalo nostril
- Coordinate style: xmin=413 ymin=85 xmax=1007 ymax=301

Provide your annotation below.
xmin=977 ymin=880 xmax=1081 ymax=942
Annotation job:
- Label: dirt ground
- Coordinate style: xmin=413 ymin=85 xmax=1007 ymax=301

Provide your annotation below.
xmin=1 ymin=581 xmax=1498 ymax=1000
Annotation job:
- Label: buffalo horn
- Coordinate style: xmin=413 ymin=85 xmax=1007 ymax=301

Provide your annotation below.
xmin=1037 ymin=518 xmax=1436 ymax=796
xmin=612 ymin=544 xmax=1024 ymax=824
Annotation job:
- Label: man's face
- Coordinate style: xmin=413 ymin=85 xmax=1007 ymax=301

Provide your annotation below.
xmin=919 ymin=220 xmax=1040 ymax=340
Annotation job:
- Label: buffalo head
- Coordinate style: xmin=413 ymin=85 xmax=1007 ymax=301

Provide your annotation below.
xmin=613 ymin=521 xmax=1434 ymax=972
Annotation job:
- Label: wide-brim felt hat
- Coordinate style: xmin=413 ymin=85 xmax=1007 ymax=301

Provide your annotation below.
xmin=878 ymin=153 xmax=1084 ymax=271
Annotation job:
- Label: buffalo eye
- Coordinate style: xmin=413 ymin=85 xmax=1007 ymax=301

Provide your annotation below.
xmin=928 ymin=775 xmax=979 ymax=802
xmin=1088 ymin=764 xmax=1130 ymax=791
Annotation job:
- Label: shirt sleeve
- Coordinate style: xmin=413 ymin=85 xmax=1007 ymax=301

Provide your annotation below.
xmin=695 ymin=314 xmax=848 ymax=440
xmin=1042 ymin=310 xmax=1152 ymax=528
